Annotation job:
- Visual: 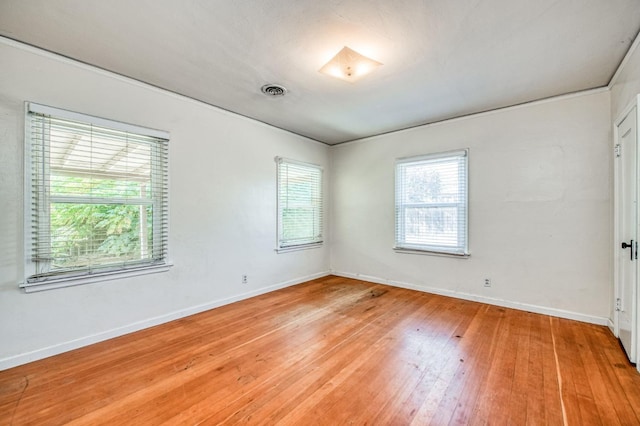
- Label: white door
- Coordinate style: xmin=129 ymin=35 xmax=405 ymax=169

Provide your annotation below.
xmin=615 ymin=105 xmax=638 ymax=363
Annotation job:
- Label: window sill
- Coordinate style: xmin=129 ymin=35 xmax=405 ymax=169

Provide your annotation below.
xmin=393 ymin=247 xmax=470 ymax=259
xmin=276 ymin=242 xmax=323 ymax=253
xmin=20 ymin=262 xmax=173 ymax=293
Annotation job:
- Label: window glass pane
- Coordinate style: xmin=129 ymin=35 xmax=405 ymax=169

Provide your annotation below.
xmin=51 ymin=175 xmax=149 ymax=198
xmin=403 ymin=160 xmax=461 ymax=203
xmin=50 ymin=203 xmax=153 ymax=269
xmin=403 ymin=206 xmax=459 ymax=247
xmin=282 ymin=208 xmax=319 ymax=241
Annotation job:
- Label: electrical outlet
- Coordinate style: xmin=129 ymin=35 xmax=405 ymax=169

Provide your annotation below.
xmin=484 ymin=278 xmax=491 ymax=287
xmin=242 ymin=274 xmax=248 ymax=284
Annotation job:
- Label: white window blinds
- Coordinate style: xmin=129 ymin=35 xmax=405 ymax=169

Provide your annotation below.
xmin=395 ymin=150 xmax=468 ymax=256
xmin=23 ymin=103 xmax=169 ymax=291
xmin=276 ymin=157 xmax=323 ymax=250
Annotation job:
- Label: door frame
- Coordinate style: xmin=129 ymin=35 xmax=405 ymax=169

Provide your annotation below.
xmin=613 ymin=94 xmax=640 ymax=369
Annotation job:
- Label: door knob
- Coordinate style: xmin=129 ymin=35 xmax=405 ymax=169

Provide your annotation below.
xmin=622 ymin=240 xmax=634 ymax=261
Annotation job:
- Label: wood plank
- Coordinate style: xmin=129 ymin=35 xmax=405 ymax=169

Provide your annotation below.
xmin=1 ymin=275 xmax=640 ymax=425
xmin=505 ymin=309 xmax=531 ymax=425
xmin=470 ymin=307 xmax=522 ymax=425
xmin=429 ymin=304 xmax=502 ymax=425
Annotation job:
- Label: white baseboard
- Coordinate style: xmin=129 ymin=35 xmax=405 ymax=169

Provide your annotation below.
xmin=331 ymin=270 xmax=609 ymax=326
xmin=0 ymin=271 xmax=331 ymax=371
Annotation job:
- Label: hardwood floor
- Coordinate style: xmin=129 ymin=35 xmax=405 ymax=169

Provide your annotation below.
xmin=1 ymin=275 xmax=640 ymax=425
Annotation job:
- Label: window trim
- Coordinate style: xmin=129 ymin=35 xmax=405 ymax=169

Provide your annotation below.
xmin=22 ymin=102 xmax=171 ymax=292
xmin=394 ymin=149 xmax=469 ymax=257
xmin=275 ymin=156 xmax=324 ymax=253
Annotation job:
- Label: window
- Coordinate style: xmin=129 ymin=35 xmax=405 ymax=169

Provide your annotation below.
xmin=395 ymin=149 xmax=468 ymax=256
xmin=276 ymin=157 xmax=323 ymax=251
xmin=23 ymin=103 xmax=169 ymax=292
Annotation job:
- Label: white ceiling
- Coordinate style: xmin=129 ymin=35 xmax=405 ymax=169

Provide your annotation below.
xmin=1 ymin=0 xmax=639 ymax=145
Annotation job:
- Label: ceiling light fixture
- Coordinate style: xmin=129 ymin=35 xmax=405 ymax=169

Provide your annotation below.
xmin=319 ymin=46 xmax=382 ymax=83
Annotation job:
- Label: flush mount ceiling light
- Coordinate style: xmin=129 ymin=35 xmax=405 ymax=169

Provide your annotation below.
xmin=319 ymin=46 xmax=383 ymax=83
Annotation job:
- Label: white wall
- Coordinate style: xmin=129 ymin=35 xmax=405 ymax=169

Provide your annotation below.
xmin=611 ymin=37 xmax=640 ymax=122
xmin=0 ymin=39 xmax=330 ymax=370
xmin=330 ymin=90 xmax=612 ymax=323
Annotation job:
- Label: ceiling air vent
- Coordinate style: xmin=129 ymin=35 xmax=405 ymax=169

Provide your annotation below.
xmin=261 ymin=84 xmax=287 ymax=97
